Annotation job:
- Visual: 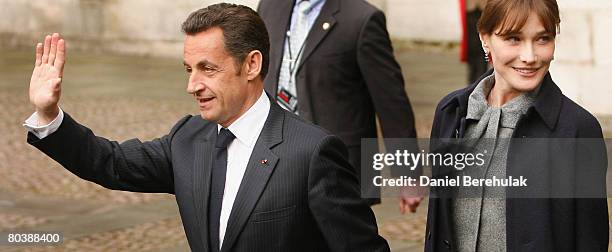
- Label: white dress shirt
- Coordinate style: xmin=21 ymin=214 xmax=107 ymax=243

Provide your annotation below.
xmin=216 ymin=91 xmax=269 ymax=248
xmin=23 ymin=108 xmax=65 ymax=139
xmin=23 ymin=90 xmax=271 ymax=250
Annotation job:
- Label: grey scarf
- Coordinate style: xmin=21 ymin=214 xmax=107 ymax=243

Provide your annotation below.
xmin=452 ymin=73 xmax=539 ymax=252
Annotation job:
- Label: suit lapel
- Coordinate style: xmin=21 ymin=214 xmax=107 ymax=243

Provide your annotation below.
xmin=296 ymin=0 xmax=340 ymax=71
xmin=265 ymin=0 xmax=294 ymax=94
xmin=221 ymin=101 xmax=285 ymax=252
xmin=193 ymin=125 xmax=217 ymax=248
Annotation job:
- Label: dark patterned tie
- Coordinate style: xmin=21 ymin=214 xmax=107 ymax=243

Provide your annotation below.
xmin=209 ymin=128 xmax=235 ymax=252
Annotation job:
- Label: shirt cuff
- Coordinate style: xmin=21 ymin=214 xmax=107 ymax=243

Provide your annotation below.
xmin=23 ymin=108 xmax=64 ymax=139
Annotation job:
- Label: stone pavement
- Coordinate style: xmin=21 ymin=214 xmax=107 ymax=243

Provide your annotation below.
xmin=0 ymin=48 xmax=610 ymax=251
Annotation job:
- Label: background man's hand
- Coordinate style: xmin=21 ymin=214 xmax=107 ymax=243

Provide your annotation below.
xmin=399 ymin=186 xmax=425 ymax=214
xmin=29 ymin=33 xmax=65 ymax=125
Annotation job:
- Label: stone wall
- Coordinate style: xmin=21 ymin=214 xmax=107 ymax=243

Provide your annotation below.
xmin=0 ymin=0 xmax=609 ymax=116
xmin=0 ymin=0 xmax=459 ymax=56
xmin=384 ymin=0 xmax=461 ymax=42
xmin=0 ymin=0 xmax=257 ymax=57
xmin=549 ymin=0 xmax=612 ymax=116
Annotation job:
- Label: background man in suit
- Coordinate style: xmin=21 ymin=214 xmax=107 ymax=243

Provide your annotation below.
xmin=24 ymin=3 xmax=390 ymax=251
xmin=257 ymin=0 xmax=421 ymax=207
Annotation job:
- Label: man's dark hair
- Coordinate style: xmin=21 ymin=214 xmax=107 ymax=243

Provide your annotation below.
xmin=181 ymin=3 xmax=270 ymax=79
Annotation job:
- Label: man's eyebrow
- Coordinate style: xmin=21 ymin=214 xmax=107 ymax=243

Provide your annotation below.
xmin=196 ymin=59 xmax=219 ymax=70
xmin=183 ymin=59 xmax=219 ymax=68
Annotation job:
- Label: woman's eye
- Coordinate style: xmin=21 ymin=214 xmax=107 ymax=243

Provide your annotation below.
xmin=506 ymin=36 xmax=520 ymax=43
xmin=537 ymin=36 xmax=552 ymax=43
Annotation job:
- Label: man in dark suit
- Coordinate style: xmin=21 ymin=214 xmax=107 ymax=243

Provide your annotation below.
xmin=24 ymin=4 xmax=390 ymax=251
xmin=257 ymin=0 xmax=420 ymax=206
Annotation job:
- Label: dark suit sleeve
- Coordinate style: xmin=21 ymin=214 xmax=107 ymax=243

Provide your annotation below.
xmin=307 ymin=135 xmax=390 ymax=252
xmin=27 ymin=112 xmax=191 ymax=194
xmin=574 ymin=116 xmax=609 ymax=250
xmin=356 ymin=10 xmax=417 ymax=139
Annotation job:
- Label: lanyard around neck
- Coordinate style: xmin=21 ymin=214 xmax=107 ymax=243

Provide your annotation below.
xmin=285 ymin=30 xmax=308 ymax=75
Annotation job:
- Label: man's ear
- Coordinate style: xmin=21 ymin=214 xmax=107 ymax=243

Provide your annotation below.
xmin=244 ymin=50 xmax=262 ymax=81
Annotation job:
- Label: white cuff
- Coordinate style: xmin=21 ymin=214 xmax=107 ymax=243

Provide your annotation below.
xmin=23 ymin=108 xmax=64 ymax=139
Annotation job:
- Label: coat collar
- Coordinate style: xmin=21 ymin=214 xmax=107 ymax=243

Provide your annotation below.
xmin=267 ymin=0 xmax=294 ymax=82
xmin=531 ymin=73 xmax=562 ymax=130
xmin=200 ymin=92 xmax=284 ymax=147
xmin=440 ymin=69 xmax=562 ymax=130
xmin=296 ymin=0 xmax=340 ymax=70
xmin=252 ymin=93 xmax=285 ymax=149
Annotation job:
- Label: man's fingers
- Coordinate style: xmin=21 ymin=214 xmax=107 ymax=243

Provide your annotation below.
xmin=409 ymin=197 xmax=423 ymax=213
xmin=35 ymin=43 xmax=43 ymax=66
xmin=399 ymin=196 xmax=422 ymax=214
xmin=48 ymin=33 xmax=59 ymax=66
xmin=55 ymin=39 xmax=66 ymax=74
xmin=41 ymin=35 xmax=51 ymax=64
xmin=408 ymin=200 xmax=419 ymax=213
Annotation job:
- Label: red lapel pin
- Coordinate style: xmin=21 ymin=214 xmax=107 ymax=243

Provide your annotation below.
xmin=260 ymin=159 xmax=268 ymax=165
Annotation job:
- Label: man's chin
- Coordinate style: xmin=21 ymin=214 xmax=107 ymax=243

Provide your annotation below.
xmin=199 ymin=112 xmax=217 ymax=122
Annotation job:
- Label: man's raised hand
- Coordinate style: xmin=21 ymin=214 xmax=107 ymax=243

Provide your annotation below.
xmin=29 ymin=33 xmax=65 ymax=125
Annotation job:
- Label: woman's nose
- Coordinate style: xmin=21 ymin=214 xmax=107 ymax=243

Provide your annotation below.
xmin=519 ymin=43 xmax=537 ymax=64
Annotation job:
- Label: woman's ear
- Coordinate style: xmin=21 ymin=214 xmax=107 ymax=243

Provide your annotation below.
xmin=479 ymin=33 xmax=492 ymax=63
xmin=244 ymin=50 xmax=262 ymax=81
xmin=479 ymin=33 xmax=490 ymax=54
